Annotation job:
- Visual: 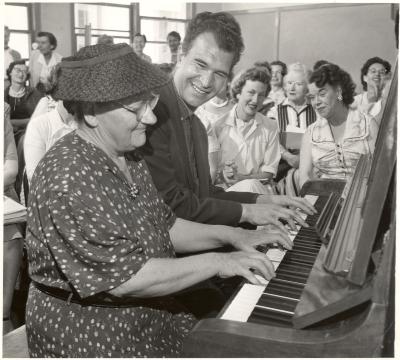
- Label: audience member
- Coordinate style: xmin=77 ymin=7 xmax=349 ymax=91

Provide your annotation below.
xmin=140 ymin=12 xmax=315 ymax=230
xmin=24 ymin=65 xmax=76 ymax=182
xmin=299 ymin=64 xmax=379 ymax=188
xmin=266 ymin=60 xmax=287 ymax=106
xmin=269 ymin=63 xmax=316 ymax=189
xmin=166 ymin=31 xmax=182 ymax=65
xmin=132 ymin=33 xmax=152 ymax=63
xmin=29 ymin=31 xmax=62 ymax=93
xmin=97 ymin=34 xmax=114 ymax=45
xmin=25 ymin=43 xmax=292 ymax=357
xmin=4 ymin=26 xmax=21 ymax=87
xmin=214 ymin=67 xmax=280 ymax=194
xmin=195 ymin=79 xmax=233 ymax=183
xmin=4 ymin=60 xmax=43 ymax=145
xmin=4 ymin=60 xmax=43 ymax=201
xmin=352 ymin=56 xmax=391 ymax=118
xmin=3 ymin=103 xmax=24 ymax=335
xmin=254 ymin=60 xmax=272 ymax=75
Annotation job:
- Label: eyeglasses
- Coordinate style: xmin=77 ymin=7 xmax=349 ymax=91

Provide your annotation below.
xmin=368 ymin=68 xmax=387 ymax=76
xmin=271 ymin=71 xmax=283 ymax=76
xmin=116 ymin=94 xmax=159 ymax=121
xmin=12 ymin=68 xmax=28 ymax=75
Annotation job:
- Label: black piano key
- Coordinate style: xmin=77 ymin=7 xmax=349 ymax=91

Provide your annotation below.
xmin=292 ymin=244 xmax=320 ymax=253
xmin=293 ymin=239 xmax=321 ymax=248
xmin=256 ymin=294 xmax=298 ymax=312
xmin=264 ymin=286 xmax=302 ymax=301
xmin=274 ymin=271 xmax=308 ymax=285
xmin=282 ymin=258 xmax=314 ymax=270
xmin=248 ymin=307 xmax=292 ymax=327
xmin=289 ymin=247 xmax=319 ymax=257
xmin=285 ymin=252 xmax=316 ymax=264
xmin=268 ymin=277 xmax=304 ymax=292
xmin=277 ymin=263 xmax=311 ymax=276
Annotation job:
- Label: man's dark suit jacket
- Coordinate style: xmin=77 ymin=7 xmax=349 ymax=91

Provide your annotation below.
xmin=140 ymin=81 xmax=258 ymax=226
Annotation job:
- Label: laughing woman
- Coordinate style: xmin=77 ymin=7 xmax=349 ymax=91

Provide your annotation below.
xmin=299 ymin=64 xmax=379 ymax=188
xmin=214 ymin=67 xmax=280 ymax=194
xmin=352 ymin=57 xmax=391 ymax=118
xmin=25 ymin=43 xmax=292 ymax=358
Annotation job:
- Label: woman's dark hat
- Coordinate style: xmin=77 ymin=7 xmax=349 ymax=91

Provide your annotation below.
xmin=53 ymin=43 xmax=169 ymax=102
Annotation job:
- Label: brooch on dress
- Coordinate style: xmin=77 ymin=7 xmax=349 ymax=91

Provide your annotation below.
xmin=128 ymin=183 xmax=140 ymax=200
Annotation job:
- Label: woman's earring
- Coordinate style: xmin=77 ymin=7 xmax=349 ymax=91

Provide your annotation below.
xmin=338 ymin=94 xmax=343 ymax=101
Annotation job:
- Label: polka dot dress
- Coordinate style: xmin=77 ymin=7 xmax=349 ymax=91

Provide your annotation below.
xmin=25 ymin=132 xmax=196 ymax=357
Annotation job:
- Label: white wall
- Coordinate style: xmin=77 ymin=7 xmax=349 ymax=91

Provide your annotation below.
xmin=35 ymin=3 xmax=74 ymax=57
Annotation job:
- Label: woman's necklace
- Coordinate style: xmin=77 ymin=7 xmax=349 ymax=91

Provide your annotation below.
xmin=9 ymin=86 xmax=26 ymax=98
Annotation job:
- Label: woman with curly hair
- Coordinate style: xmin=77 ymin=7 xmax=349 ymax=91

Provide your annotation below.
xmin=299 ymin=64 xmax=379 ymax=188
xmin=214 ymin=66 xmax=280 ymax=193
xmin=352 ymin=56 xmax=391 ymax=118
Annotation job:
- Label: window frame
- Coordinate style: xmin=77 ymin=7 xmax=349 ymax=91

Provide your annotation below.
xmin=73 ymin=2 xmax=133 ymax=49
xmin=4 ymin=2 xmax=34 ymax=59
xmin=72 ymin=2 xmax=194 ymax=55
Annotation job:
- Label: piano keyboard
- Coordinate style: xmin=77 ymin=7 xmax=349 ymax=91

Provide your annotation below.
xmin=221 ymin=194 xmax=326 ymax=325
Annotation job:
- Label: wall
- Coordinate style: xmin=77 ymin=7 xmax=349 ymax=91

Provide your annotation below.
xmin=35 ymin=3 xmax=74 ymax=57
xmin=195 ymin=3 xmax=397 ymax=92
xmin=278 ymin=4 xmax=397 ymax=92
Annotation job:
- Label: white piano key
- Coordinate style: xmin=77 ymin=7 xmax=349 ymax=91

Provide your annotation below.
xmin=221 ymin=283 xmax=266 ymax=322
xmin=266 ymin=248 xmax=286 ymax=262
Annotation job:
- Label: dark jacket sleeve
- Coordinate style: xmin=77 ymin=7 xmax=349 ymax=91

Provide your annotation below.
xmin=209 ymin=183 xmax=259 ymax=204
xmin=140 ymin=102 xmax=251 ymax=226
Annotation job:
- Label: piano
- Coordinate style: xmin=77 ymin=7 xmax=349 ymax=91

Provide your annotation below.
xmin=183 ymin=62 xmax=397 ymax=357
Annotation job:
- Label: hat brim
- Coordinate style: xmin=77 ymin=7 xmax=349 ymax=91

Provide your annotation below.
xmin=53 ymin=50 xmax=169 ymax=102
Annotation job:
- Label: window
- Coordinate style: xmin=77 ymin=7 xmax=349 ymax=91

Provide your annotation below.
xmin=73 ymin=3 xmax=192 ymax=64
xmin=139 ymin=3 xmax=191 ymax=64
xmin=74 ymin=3 xmax=131 ymax=50
xmin=4 ymin=3 xmax=31 ymax=59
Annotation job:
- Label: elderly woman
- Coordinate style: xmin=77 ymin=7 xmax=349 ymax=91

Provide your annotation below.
xmin=25 ymin=43 xmax=292 ymax=358
xmin=214 ymin=67 xmax=280 ymax=194
xmin=29 ymin=31 xmax=62 ymax=93
xmin=269 ymin=63 xmax=317 ymax=195
xmin=270 ymin=63 xmax=316 ymax=170
xmin=299 ymin=64 xmax=379 ymax=188
xmin=132 ymin=33 xmax=152 ymax=63
xmin=352 ymin=56 xmax=391 ymax=118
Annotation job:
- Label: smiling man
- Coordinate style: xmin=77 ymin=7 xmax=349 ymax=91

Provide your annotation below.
xmin=140 ymin=11 xmax=315 ymax=229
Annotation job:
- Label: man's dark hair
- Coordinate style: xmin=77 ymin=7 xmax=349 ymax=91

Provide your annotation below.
xmin=270 ymin=60 xmax=287 ymax=76
xmin=167 ymin=31 xmax=181 ymax=41
xmin=182 ymin=11 xmax=244 ymax=70
xmin=360 ymin=57 xmax=391 ymax=91
xmin=37 ymin=31 xmax=58 ymax=49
